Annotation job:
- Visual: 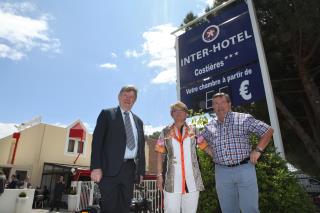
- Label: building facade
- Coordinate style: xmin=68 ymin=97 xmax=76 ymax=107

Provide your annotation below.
xmin=0 ymin=120 xmax=156 ymax=194
xmin=0 ymin=120 xmax=91 ymax=192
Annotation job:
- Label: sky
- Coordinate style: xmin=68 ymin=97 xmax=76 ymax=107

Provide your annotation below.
xmin=0 ymin=0 xmax=214 ymax=138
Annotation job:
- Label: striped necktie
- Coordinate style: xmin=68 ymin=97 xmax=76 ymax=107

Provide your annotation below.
xmin=124 ymin=111 xmax=135 ymax=150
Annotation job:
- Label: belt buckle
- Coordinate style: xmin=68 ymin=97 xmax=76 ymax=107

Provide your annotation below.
xmin=240 ymin=157 xmax=250 ymax=165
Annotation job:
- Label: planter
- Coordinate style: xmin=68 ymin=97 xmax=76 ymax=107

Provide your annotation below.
xmin=67 ymin=194 xmax=78 ymax=211
xmin=15 ymin=197 xmax=28 ymax=213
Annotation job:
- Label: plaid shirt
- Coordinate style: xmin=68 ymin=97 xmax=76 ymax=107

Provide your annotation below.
xmin=199 ymin=112 xmax=271 ymax=166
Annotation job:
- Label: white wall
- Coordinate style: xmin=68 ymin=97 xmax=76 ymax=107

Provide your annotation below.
xmin=0 ymin=189 xmax=35 ymax=213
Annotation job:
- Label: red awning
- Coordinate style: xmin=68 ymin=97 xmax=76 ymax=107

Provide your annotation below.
xmin=69 ymin=129 xmax=84 ymax=139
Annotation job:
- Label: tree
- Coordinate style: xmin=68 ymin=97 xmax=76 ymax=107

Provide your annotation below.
xmin=147 ymin=131 xmax=161 ymax=140
xmin=181 ymin=12 xmax=200 ymax=31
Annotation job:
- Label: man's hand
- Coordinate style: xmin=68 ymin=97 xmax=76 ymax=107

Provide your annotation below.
xmin=250 ymin=150 xmax=261 ymax=164
xmin=139 ymin=175 xmax=144 ymax=184
xmin=91 ymin=169 xmax=102 ymax=183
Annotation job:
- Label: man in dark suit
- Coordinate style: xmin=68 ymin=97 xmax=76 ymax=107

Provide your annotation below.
xmin=90 ymin=85 xmax=145 ymax=213
xmin=50 ymin=175 xmax=65 ymax=212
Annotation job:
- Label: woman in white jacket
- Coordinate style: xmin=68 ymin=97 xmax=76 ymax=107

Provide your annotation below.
xmin=155 ymin=101 xmax=212 ymax=213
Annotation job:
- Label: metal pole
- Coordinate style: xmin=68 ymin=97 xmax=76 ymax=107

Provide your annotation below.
xmin=247 ymin=0 xmax=285 ymax=159
xmin=175 ymin=38 xmax=181 ymax=101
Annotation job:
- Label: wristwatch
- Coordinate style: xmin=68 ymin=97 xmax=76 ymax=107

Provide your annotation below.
xmin=254 ymin=147 xmax=263 ymax=153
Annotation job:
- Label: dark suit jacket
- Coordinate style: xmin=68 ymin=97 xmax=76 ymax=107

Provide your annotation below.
xmin=90 ymin=107 xmax=145 ymax=178
xmin=53 ymin=181 xmax=65 ymax=200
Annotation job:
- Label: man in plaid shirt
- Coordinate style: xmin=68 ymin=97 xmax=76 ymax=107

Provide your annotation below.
xmin=198 ymin=93 xmax=274 ymax=213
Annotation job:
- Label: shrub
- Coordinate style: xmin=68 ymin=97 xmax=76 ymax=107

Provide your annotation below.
xmin=68 ymin=187 xmax=77 ymax=195
xmin=18 ymin=191 xmax=27 ymax=198
xmin=255 ymin=138 xmax=316 ymax=213
xmin=197 ymin=150 xmax=219 ymax=213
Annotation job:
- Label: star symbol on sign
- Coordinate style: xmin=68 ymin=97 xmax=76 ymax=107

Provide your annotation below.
xmin=234 ymin=52 xmax=239 ymax=56
xmin=229 ymin=54 xmax=233 ymax=58
xmin=206 ymin=29 xmax=215 ymax=39
xmin=202 ymin=25 xmax=219 ymax=43
xmin=224 ymin=56 xmax=228 ymax=60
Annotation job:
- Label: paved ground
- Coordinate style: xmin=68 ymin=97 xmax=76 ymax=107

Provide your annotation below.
xmin=31 ymin=209 xmax=73 ymax=213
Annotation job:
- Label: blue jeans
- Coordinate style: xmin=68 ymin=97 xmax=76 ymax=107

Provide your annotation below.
xmin=215 ymin=162 xmax=259 ymax=213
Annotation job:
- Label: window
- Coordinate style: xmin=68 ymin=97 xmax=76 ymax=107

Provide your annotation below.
xmin=77 ymin=141 xmax=84 ymax=154
xmin=65 ymin=122 xmax=86 ymax=156
xmin=43 ymin=164 xmax=53 ymax=173
xmin=68 ymin=140 xmax=75 ymax=152
xmin=66 ymin=138 xmax=85 ymax=155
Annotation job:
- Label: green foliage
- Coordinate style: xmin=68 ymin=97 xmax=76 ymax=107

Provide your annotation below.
xmin=254 ymin=0 xmax=320 ymax=175
xmin=192 ymin=112 xmax=219 ymax=212
xmin=197 ymin=150 xmax=219 ymax=213
xmin=191 ymin=113 xmax=316 ymax=213
xmin=68 ymin=187 xmax=77 ymax=195
xmin=181 ymin=12 xmax=199 ymax=31
xmin=148 ymin=131 xmax=161 ymax=140
xmin=18 ymin=191 xmax=27 ymax=197
xmin=253 ymin=136 xmax=316 ymax=212
xmin=189 ymin=109 xmax=209 ymax=128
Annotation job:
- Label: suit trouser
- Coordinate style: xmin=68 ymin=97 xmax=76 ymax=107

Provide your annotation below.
xmin=215 ymin=162 xmax=259 ymax=213
xmin=99 ymin=160 xmax=135 ymax=213
xmin=50 ymin=197 xmax=61 ymax=211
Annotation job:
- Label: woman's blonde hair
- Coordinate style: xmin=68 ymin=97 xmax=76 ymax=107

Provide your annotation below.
xmin=170 ymin=101 xmax=189 ymax=115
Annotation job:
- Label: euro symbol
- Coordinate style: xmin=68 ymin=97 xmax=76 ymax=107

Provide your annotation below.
xmin=239 ymin=80 xmax=252 ymax=100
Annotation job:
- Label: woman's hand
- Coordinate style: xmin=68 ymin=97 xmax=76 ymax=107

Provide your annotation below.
xmin=156 ymin=175 xmax=164 ymax=192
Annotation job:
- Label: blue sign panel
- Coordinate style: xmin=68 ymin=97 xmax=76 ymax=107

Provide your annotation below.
xmin=180 ymin=63 xmax=265 ymax=111
xmin=179 ymin=2 xmax=258 ymax=86
xmin=178 ymin=1 xmax=265 ymax=111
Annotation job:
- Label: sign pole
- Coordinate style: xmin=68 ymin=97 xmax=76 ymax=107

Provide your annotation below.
xmin=175 ymin=37 xmax=181 ymax=101
xmin=247 ymin=0 xmax=285 ymax=159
